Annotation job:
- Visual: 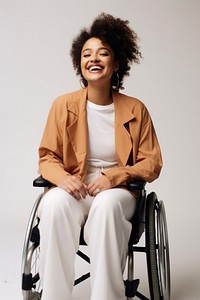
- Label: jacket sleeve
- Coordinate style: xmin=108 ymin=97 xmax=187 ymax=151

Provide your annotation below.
xmin=38 ymin=98 xmax=70 ymax=185
xmin=103 ymin=105 xmax=163 ymax=187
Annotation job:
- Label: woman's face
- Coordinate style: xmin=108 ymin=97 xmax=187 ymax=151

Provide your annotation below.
xmin=81 ymin=37 xmax=118 ymax=86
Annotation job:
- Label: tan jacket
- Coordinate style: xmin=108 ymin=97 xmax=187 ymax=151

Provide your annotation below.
xmin=38 ymin=88 xmax=162 ymax=187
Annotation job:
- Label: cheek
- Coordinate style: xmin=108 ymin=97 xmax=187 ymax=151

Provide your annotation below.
xmin=108 ymin=63 xmax=117 ymax=74
xmin=80 ymin=60 xmax=85 ymax=74
xmin=107 ymin=58 xmax=117 ymax=71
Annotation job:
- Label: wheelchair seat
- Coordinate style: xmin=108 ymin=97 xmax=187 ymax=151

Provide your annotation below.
xmin=21 ymin=176 xmax=171 ymax=300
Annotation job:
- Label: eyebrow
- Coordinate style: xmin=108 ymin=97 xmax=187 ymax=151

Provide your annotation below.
xmin=82 ymin=47 xmax=111 ymax=53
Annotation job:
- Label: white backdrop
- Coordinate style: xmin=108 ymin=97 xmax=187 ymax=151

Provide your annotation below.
xmin=0 ymin=1 xmax=200 ymax=299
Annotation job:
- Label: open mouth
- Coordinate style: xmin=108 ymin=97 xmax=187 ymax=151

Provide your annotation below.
xmin=88 ymin=65 xmax=103 ymax=72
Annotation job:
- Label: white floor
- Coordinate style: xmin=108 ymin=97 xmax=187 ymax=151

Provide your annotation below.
xmin=1 ymin=224 xmax=200 ymax=300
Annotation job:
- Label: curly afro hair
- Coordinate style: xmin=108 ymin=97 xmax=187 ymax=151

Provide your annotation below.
xmin=70 ymin=12 xmax=142 ymax=91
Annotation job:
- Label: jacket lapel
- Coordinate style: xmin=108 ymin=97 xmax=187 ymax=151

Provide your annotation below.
xmin=113 ymin=92 xmax=136 ymax=166
xmin=67 ymin=89 xmax=88 ymax=176
xmin=66 ymin=89 xmax=136 ymax=172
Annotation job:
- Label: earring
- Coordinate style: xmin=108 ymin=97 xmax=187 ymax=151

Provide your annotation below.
xmin=112 ymin=72 xmax=120 ymax=90
xmin=79 ymin=78 xmax=86 ymax=89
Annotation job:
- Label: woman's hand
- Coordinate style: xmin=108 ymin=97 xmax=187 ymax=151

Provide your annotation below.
xmin=57 ymin=175 xmax=87 ymax=200
xmin=87 ymin=175 xmax=111 ymax=196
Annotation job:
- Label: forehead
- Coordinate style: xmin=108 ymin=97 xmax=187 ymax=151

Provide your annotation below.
xmin=82 ymin=37 xmax=113 ymax=52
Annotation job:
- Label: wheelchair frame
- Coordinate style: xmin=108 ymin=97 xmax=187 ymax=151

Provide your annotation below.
xmin=21 ymin=177 xmax=170 ymax=300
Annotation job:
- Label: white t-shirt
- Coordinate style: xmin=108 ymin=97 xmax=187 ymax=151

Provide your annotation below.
xmin=86 ymin=100 xmax=118 ymax=168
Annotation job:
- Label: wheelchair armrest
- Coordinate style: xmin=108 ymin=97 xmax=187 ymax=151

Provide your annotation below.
xmin=33 ymin=176 xmax=146 ymax=190
xmin=33 ymin=176 xmax=52 ymax=188
xmin=127 ymin=180 xmax=146 ymax=191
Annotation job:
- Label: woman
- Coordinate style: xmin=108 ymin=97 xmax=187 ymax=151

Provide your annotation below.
xmin=38 ymin=13 xmax=162 ymax=300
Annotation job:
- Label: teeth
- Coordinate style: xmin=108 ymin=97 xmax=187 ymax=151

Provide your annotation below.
xmin=90 ymin=66 xmax=102 ymax=71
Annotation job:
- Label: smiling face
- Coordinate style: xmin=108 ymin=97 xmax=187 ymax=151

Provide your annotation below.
xmin=81 ymin=37 xmax=118 ymax=87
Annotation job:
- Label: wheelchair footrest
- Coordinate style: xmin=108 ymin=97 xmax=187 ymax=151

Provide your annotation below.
xmin=124 ymin=279 xmax=140 ymax=297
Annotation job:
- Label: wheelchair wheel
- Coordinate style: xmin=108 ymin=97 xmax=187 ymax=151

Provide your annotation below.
xmin=157 ymin=200 xmax=171 ymax=300
xmin=21 ymin=194 xmax=43 ymax=300
xmin=146 ymin=192 xmax=170 ymax=300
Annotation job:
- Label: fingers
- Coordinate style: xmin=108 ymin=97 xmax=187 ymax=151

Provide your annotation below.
xmin=87 ymin=175 xmax=111 ymax=196
xmin=68 ymin=180 xmax=87 ymax=200
xmin=58 ymin=175 xmax=111 ymax=199
xmin=58 ymin=176 xmax=87 ymax=200
xmin=87 ymin=184 xmax=102 ymax=197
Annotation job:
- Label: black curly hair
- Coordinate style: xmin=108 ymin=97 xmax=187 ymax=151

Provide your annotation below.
xmin=70 ymin=13 xmax=142 ymax=91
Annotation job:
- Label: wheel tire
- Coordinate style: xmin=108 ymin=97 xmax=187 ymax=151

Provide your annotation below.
xmin=145 ymin=192 xmax=162 ymax=300
xmin=157 ymin=201 xmax=171 ymax=300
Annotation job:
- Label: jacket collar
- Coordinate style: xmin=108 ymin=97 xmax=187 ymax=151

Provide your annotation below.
xmin=67 ymin=88 xmax=135 ymax=122
xmin=67 ymin=88 xmax=88 ymax=115
xmin=112 ymin=91 xmax=136 ymax=124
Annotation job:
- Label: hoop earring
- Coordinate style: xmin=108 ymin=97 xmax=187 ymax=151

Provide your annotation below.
xmin=112 ymin=72 xmax=120 ymax=90
xmin=79 ymin=78 xmax=86 ymax=89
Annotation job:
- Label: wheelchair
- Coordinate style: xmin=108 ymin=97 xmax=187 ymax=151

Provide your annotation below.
xmin=21 ymin=176 xmax=171 ymax=300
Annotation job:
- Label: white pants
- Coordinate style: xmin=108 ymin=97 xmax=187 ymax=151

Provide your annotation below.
xmin=38 ymin=169 xmax=136 ymax=300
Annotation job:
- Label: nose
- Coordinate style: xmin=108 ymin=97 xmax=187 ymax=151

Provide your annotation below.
xmin=90 ymin=53 xmax=100 ymax=62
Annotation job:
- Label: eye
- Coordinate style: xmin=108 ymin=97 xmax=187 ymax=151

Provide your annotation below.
xmin=100 ymin=52 xmax=109 ymax=56
xmin=83 ymin=53 xmax=91 ymax=58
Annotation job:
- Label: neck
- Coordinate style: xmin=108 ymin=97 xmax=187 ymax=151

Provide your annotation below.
xmin=87 ymin=82 xmax=113 ymax=105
